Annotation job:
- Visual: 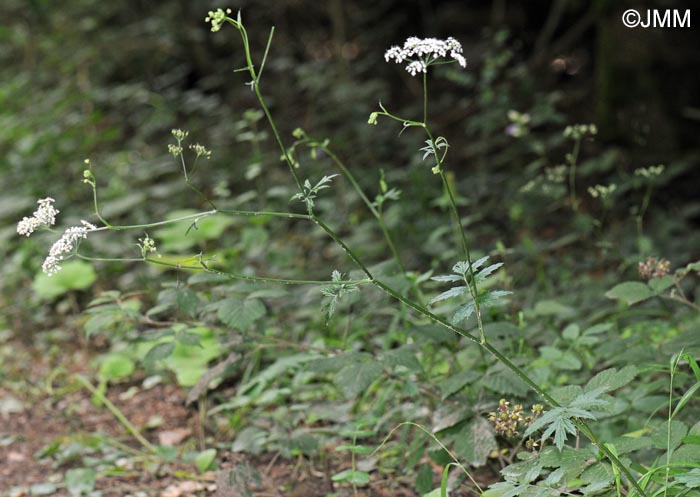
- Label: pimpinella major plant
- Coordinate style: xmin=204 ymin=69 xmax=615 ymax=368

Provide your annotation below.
xmin=15 ymin=8 xmax=696 ymax=497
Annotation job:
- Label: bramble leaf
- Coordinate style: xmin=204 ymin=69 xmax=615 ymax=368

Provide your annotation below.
xmin=605 ymin=281 xmax=653 ymax=305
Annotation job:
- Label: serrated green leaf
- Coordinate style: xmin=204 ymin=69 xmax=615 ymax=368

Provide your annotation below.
xmin=675 ymin=468 xmax=700 ymax=489
xmin=606 ymin=436 xmax=652 ymax=455
xmin=65 ymin=467 xmax=96 ymax=496
xmin=430 ymin=285 xmax=468 ymax=305
xmin=335 ymin=361 xmax=383 ymax=398
xmin=580 ymin=462 xmax=615 ymax=491
xmin=144 ymin=341 xmax=175 ymax=364
xmin=482 ymin=368 xmax=530 ymax=396
xmin=585 ymin=366 xmax=638 ymax=393
xmin=652 ymin=420 xmax=688 ymax=451
xmin=648 ymin=275 xmax=675 ymax=294
xmin=216 ymin=297 xmax=266 ymax=329
xmin=176 ymin=288 xmax=199 ymax=317
xmin=454 ymin=417 xmax=497 ymax=467
xmin=383 ymin=347 xmax=422 ymax=372
xmin=605 ymin=282 xmax=653 ymax=305
xmin=476 ymin=262 xmax=504 ymax=282
xmin=431 ymin=274 xmax=462 ymax=282
xmin=452 ymin=302 xmax=475 ymax=323
xmin=540 ymin=447 xmax=589 ymax=480
xmin=440 ymin=370 xmax=480 ymax=399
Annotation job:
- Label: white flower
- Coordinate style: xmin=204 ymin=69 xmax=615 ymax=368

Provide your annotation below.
xmin=17 ymin=197 xmax=59 ymax=236
xmin=42 ymin=221 xmax=96 ymax=275
xmin=385 ymin=36 xmax=466 ymax=76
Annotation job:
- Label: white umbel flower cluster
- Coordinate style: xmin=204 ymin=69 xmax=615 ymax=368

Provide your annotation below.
xmin=42 ymin=221 xmax=97 ymax=276
xmin=17 ymin=197 xmax=59 ymax=236
xmin=385 ymin=37 xmax=467 ymax=76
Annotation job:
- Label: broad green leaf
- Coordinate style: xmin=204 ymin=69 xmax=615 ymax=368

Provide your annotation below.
xmin=652 ymin=420 xmax=688 ymax=451
xmin=216 ymin=297 xmax=266 ymax=330
xmin=670 ymin=444 xmax=700 ymax=463
xmin=84 ymin=312 xmax=121 ymax=338
xmin=65 ymin=468 xmax=96 ymax=496
xmin=585 ymin=365 xmax=638 ymax=393
xmin=540 ymin=447 xmax=588 ymax=480
xmin=98 ymin=353 xmax=135 ymax=381
xmin=580 ymin=462 xmax=615 ymax=492
xmin=335 ymin=360 xmax=383 ymax=398
xmin=288 ymin=433 xmax=318 ymax=455
xmin=675 ymin=468 xmax=700 ymax=489
xmin=533 ymin=300 xmax=575 ymax=318
xmin=232 ymin=426 xmax=266 ymax=454
xmin=440 ymin=370 xmax=480 ymax=399
xmin=382 ymin=347 xmax=422 ymax=372
xmin=332 ymin=469 xmax=370 ymax=485
xmin=144 ymin=342 xmax=175 ymax=365
xmin=416 ymin=464 xmax=433 ymax=495
xmin=648 ymin=275 xmax=674 ymax=294
xmin=176 ymin=288 xmax=199 ymax=317
xmin=562 ymin=323 xmax=580 ymax=340
xmin=32 ymin=260 xmax=97 ymax=300
xmin=606 ymin=436 xmax=652 ymax=455
xmin=605 ymin=281 xmax=653 ymax=305
xmin=454 ymin=417 xmax=497 ymax=467
xmin=195 ymin=448 xmax=217 ymax=473
xmin=482 ymin=369 xmax=529 ymax=396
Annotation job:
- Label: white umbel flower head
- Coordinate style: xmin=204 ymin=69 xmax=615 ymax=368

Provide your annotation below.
xmin=385 ymin=36 xmax=467 ymax=76
xmin=17 ymin=197 xmax=59 ymax=236
xmin=42 ymin=220 xmax=97 ymax=275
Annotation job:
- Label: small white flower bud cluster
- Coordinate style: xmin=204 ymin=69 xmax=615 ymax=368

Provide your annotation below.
xmin=205 ymin=8 xmax=232 ymax=32
xmin=16 ymin=197 xmax=59 ymax=236
xmin=42 ymin=221 xmax=97 ymax=276
xmin=385 ymin=36 xmax=466 ymax=76
xmin=635 ymin=164 xmax=665 ymax=178
xmin=189 ymin=143 xmax=212 ymax=159
xmin=563 ymin=124 xmax=597 ymax=140
xmin=588 ymin=183 xmax=617 ymax=199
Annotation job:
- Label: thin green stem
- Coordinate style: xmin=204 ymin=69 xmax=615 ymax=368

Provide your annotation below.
xmin=319 ymin=144 xmax=406 ymax=274
xmin=89 ymin=181 xmax=111 ymax=228
xmin=425 ymin=122 xmax=484 ymax=343
xmin=373 ymin=422 xmax=484 ymax=494
xmin=74 ymin=375 xmax=157 ymax=454
xmin=569 ymin=138 xmax=581 ymax=211
xmin=179 ymin=150 xmax=217 ymax=210
xmin=422 ymin=71 xmax=428 ymax=124
xmin=636 ymin=182 xmax=653 ymax=257
xmin=75 ymin=253 xmax=370 ymax=286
